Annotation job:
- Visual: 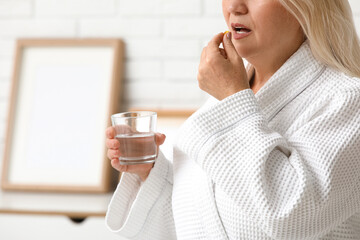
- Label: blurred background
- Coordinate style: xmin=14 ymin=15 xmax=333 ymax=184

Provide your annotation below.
xmin=0 ymin=0 xmax=360 ymax=239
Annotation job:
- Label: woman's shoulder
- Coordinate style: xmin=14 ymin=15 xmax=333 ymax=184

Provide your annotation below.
xmin=301 ymin=67 xmax=360 ymax=119
xmin=320 ymin=67 xmax=360 ymax=99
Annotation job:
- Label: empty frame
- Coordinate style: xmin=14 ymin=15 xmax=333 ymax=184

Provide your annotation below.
xmin=1 ymin=39 xmax=124 ymax=192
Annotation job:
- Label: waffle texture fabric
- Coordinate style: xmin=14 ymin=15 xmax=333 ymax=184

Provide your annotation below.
xmin=106 ymin=40 xmax=360 ymax=239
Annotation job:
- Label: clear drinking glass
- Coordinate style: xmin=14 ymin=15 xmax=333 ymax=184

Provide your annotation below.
xmin=111 ymin=111 xmax=157 ymax=165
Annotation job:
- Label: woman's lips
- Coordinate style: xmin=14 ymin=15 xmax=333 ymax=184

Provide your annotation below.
xmin=231 ymin=23 xmax=252 ymax=40
xmin=232 ymin=30 xmax=252 ymax=40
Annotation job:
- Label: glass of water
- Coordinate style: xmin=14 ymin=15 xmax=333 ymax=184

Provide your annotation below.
xmin=111 ymin=111 xmax=157 ymax=165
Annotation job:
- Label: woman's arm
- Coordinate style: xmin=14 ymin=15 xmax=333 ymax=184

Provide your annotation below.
xmin=177 ymin=87 xmax=360 ymax=239
xmin=106 ymin=151 xmax=176 ymax=239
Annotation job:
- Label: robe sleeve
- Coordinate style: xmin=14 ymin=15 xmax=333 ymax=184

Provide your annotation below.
xmin=177 ymin=88 xmax=360 ymax=239
xmin=105 ymin=151 xmax=176 ymax=240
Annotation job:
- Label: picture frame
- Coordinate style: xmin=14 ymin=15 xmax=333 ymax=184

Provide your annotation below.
xmin=1 ymin=38 xmax=124 ymax=193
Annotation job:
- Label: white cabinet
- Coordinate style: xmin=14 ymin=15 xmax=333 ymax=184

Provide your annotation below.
xmin=0 ymin=214 xmax=127 ymax=240
xmin=0 ymin=190 xmax=127 ymax=240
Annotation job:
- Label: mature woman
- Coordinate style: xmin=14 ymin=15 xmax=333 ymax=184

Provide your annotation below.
xmin=105 ymin=0 xmax=360 ymax=239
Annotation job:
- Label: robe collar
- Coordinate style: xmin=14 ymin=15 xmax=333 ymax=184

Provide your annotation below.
xmin=251 ymin=40 xmax=326 ymax=122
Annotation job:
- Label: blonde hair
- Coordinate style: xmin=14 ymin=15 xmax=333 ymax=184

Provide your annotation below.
xmin=278 ymin=0 xmax=360 ymax=78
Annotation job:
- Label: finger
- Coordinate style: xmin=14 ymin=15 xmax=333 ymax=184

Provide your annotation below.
xmin=155 ymin=133 xmax=166 ymax=146
xmin=198 ymin=47 xmax=207 ymax=75
xmin=219 ymin=48 xmax=227 ymax=59
xmin=198 ymin=47 xmax=207 ymax=86
xmin=222 ymin=32 xmax=239 ymax=60
xmin=105 ymin=126 xmax=115 ymax=139
xmin=107 ymin=149 xmax=120 ymax=160
xmin=200 ymin=46 xmax=207 ymax=63
xmin=106 ymin=138 xmax=120 ymax=149
xmin=208 ymin=32 xmax=226 ymax=49
xmin=111 ymin=158 xmax=128 ymax=172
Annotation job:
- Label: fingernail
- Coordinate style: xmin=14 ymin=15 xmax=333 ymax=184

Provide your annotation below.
xmin=227 ymin=32 xmax=231 ymax=39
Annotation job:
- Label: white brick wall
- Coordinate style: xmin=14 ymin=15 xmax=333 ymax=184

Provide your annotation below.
xmin=79 ymin=18 xmax=162 ymax=37
xmin=0 ymin=0 xmax=32 ymax=17
xmin=125 ymin=60 xmax=162 ymax=80
xmin=164 ymin=18 xmax=227 ymax=37
xmin=118 ymin=0 xmax=202 ymax=16
xmin=35 ymin=0 xmax=116 ymax=16
xmin=0 ymin=0 xmax=359 ymax=144
xmin=204 ymin=0 xmax=223 ymax=16
xmin=0 ymin=80 xmax=10 ymax=100
xmin=124 ymin=39 xmax=200 ymax=58
xmin=0 ymin=60 xmax=12 ymax=79
xmin=0 ymin=40 xmax=15 ymax=58
xmin=164 ymin=60 xmax=199 ymax=80
xmin=0 ymin=19 xmax=76 ymax=38
xmin=0 ymin=100 xmax=8 ymax=127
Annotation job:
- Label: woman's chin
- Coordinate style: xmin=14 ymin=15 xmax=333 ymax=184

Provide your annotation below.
xmin=235 ymin=49 xmax=251 ymax=59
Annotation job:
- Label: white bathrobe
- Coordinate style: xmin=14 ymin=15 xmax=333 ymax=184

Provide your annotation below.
xmin=106 ymin=41 xmax=360 ymax=239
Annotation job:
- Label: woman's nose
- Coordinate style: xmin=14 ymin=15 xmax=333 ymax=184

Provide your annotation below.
xmin=225 ymin=0 xmax=248 ymax=15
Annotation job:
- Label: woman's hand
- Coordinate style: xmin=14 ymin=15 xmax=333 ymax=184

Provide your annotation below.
xmin=105 ymin=126 xmax=166 ymax=182
xmin=197 ymin=32 xmax=250 ymax=100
